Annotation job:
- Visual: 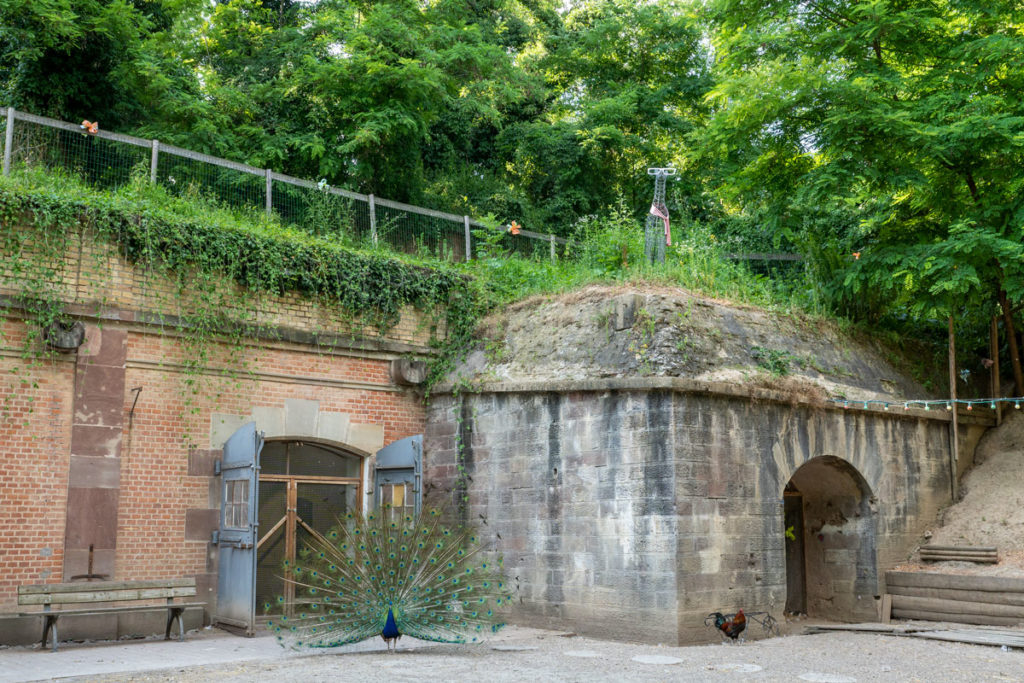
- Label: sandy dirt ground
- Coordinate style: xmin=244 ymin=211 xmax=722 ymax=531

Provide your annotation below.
xmin=44 ymin=623 xmax=1024 ymax=683
xmin=896 ymin=410 xmax=1024 ymax=575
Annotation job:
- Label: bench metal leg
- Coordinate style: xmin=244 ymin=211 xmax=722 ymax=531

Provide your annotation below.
xmin=42 ymin=614 xmax=58 ymax=653
xmin=166 ymin=607 xmax=185 ymax=641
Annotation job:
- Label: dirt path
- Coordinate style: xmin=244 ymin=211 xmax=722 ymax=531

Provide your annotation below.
xmin=52 ymin=625 xmax=1023 ymax=683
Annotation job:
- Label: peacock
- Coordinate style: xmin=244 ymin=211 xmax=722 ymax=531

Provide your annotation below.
xmin=267 ymin=507 xmax=512 ymax=652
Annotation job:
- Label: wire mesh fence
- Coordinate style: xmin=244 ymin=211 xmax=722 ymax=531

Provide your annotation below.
xmin=0 ymin=107 xmax=567 ymax=263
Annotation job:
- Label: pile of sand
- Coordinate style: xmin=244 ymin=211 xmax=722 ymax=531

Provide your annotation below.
xmin=896 ymin=410 xmax=1024 ymax=576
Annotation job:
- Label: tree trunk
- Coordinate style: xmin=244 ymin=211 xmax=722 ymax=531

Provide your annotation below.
xmin=998 ymin=289 xmax=1024 ymax=396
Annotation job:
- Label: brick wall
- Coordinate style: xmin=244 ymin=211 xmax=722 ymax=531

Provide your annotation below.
xmin=0 ymin=226 xmax=432 ymax=614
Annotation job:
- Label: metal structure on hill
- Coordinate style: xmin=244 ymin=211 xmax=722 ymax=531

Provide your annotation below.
xmin=644 ymin=167 xmax=675 ymax=265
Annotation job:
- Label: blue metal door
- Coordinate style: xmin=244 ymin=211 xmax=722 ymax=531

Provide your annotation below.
xmin=374 ymin=435 xmax=422 ymax=516
xmin=213 ymin=422 xmax=263 ymax=635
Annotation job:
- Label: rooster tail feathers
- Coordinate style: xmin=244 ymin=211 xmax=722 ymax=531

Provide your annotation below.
xmin=269 ymin=506 xmax=512 ymax=649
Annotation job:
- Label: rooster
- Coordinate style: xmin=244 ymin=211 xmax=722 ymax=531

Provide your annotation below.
xmin=706 ymin=609 xmax=746 ymax=642
xmin=705 ymin=609 xmax=779 ymax=643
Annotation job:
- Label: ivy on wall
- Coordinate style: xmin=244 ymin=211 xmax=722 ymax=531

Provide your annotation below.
xmin=0 ymin=168 xmax=484 ymax=431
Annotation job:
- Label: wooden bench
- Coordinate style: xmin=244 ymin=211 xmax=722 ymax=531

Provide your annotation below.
xmin=17 ymin=578 xmax=204 ymax=652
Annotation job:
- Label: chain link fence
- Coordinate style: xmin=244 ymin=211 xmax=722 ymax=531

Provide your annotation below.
xmin=1 ymin=107 xmax=566 ymax=263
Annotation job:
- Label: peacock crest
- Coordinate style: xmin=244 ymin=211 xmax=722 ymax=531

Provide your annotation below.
xmin=267 ymin=506 xmax=512 ymax=650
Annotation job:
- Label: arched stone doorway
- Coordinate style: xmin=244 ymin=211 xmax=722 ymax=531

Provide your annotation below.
xmin=784 ymin=455 xmax=878 ymax=621
xmin=255 ymin=438 xmax=366 ymax=611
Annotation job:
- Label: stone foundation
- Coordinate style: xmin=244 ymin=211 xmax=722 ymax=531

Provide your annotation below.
xmin=425 ymin=379 xmax=965 ymax=645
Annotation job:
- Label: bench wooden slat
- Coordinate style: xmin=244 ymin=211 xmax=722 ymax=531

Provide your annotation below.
xmin=19 ymin=579 xmax=195 ymax=596
xmin=19 ymin=586 xmax=196 ymax=605
xmin=18 ymin=602 xmax=207 ymax=618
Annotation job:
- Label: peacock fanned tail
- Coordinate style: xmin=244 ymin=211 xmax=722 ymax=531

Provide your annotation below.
xmin=267 ymin=507 xmax=512 ymax=648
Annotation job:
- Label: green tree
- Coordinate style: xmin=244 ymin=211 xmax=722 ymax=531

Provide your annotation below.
xmin=700 ymin=0 xmax=1024 ymax=390
xmin=0 ymin=0 xmax=160 ymax=128
xmin=498 ymin=0 xmax=712 ymax=235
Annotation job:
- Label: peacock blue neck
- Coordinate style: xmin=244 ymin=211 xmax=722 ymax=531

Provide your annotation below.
xmin=382 ymin=607 xmax=400 ymax=639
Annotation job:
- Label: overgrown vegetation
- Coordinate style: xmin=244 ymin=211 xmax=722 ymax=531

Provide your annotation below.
xmin=0 ymin=166 xmax=484 ymax=429
xmin=5 ymin=0 xmax=1021 ymax=382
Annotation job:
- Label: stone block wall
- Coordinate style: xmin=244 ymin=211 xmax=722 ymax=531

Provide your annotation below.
xmin=425 ymin=380 xmax=956 ymax=645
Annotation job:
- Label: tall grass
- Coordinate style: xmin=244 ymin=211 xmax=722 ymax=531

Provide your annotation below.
xmin=1 ymin=165 xmax=810 ymax=315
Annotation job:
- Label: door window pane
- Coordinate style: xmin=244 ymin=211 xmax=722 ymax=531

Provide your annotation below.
xmin=224 ymin=480 xmax=249 ymax=529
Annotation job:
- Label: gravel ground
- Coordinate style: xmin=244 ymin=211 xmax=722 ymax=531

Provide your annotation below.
xmin=52 ymin=624 xmax=1024 ymax=683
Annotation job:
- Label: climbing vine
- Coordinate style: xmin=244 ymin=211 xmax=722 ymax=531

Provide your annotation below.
xmin=0 ymin=167 xmax=483 ymax=437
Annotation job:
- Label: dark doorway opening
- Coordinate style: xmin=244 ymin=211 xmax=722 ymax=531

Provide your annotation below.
xmin=783 ymin=456 xmax=878 ymax=622
xmin=784 ymin=485 xmax=806 ymax=615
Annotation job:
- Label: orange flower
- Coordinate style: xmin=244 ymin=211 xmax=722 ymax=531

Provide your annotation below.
xmin=852 ymin=251 xmax=861 ymax=260
xmin=508 ymin=221 xmax=521 ymax=235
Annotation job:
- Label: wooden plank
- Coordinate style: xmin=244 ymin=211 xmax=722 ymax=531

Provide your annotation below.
xmin=919 ymin=555 xmax=998 ymax=564
xmin=19 ymin=579 xmax=195 ymax=595
xmin=886 ymin=571 xmax=1024 ymax=593
xmin=910 ymin=630 xmax=1024 ymax=648
xmin=921 ymin=545 xmax=997 ymax=553
xmin=881 ymin=594 xmax=892 ymax=624
xmin=892 ymin=609 xmax=1024 ymax=627
xmin=18 ymin=602 xmax=207 ymax=618
xmin=892 ymin=595 xmax=1024 ymax=619
xmin=805 ymin=623 xmax=909 ymax=634
xmin=890 ymin=585 xmax=1024 ymax=607
xmin=19 ymin=585 xmax=197 ymax=605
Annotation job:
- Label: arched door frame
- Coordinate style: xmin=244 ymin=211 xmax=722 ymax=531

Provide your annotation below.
xmin=781 ymin=455 xmax=879 ymax=621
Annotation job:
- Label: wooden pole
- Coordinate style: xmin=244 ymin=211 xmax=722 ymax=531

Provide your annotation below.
xmin=368 ymin=194 xmax=378 ymax=246
xmin=265 ymin=168 xmax=273 ymax=217
xmin=2 ymin=107 xmax=14 ymax=176
xmin=150 ymin=140 xmax=160 ymax=184
xmin=991 ymin=316 xmax=1002 ymax=425
xmin=948 ymin=315 xmax=959 ymax=499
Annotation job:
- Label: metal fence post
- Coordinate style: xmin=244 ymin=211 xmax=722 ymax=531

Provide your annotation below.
xmin=265 ymin=169 xmax=273 ymax=217
xmin=464 ymin=216 xmax=472 ymax=261
xmin=369 ymin=194 xmax=378 ymax=245
xmin=150 ymin=140 xmax=159 ymax=184
xmin=550 ymin=234 xmax=556 ymax=261
xmin=2 ymin=108 xmax=14 ymax=177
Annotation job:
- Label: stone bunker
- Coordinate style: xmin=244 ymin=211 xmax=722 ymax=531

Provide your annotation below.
xmin=424 ymin=287 xmax=984 ymax=644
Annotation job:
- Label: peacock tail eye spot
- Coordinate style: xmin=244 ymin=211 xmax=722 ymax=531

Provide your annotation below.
xmin=447 ymin=562 xmax=454 ymax=568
